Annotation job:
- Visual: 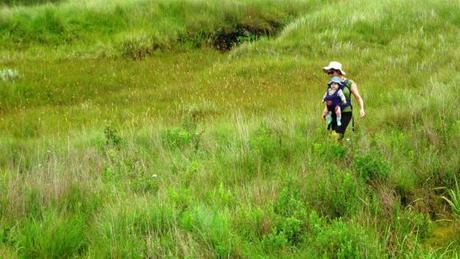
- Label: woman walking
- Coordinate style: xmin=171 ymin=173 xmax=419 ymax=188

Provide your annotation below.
xmin=322 ymin=61 xmax=365 ymax=139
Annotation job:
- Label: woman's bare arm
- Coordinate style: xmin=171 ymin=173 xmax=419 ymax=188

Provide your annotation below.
xmin=350 ymin=82 xmax=366 ymax=118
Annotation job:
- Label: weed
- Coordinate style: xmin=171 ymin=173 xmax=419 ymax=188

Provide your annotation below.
xmin=312 ymin=219 xmax=382 ymax=258
xmin=442 ymin=176 xmax=460 ymax=217
xmin=179 ymin=206 xmax=237 ymax=257
xmin=161 ymin=118 xmax=202 ymax=151
xmin=354 ymin=153 xmax=390 ymax=182
xmin=118 ymin=33 xmax=158 ymax=60
xmin=249 ymin=123 xmax=280 ymax=163
xmin=104 ymin=125 xmax=122 ymax=148
xmin=10 ymin=211 xmax=86 ymax=258
xmin=314 ymin=170 xmax=362 ymax=218
xmin=264 ymin=181 xmax=308 ymax=248
xmin=161 ymin=127 xmax=192 ymax=148
xmin=313 ymin=141 xmax=347 ymax=161
xmin=274 ymin=182 xmax=307 ymax=219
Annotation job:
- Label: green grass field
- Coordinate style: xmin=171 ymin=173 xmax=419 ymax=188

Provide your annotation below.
xmin=1 ymin=0 xmax=460 ymax=257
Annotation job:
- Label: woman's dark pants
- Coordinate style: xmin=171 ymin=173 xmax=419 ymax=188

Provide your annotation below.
xmin=327 ymin=111 xmax=352 ymax=137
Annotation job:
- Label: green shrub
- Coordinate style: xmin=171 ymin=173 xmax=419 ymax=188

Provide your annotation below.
xmin=313 ymin=170 xmax=362 ymax=218
xmin=274 ymin=183 xmax=307 ymax=219
xmin=104 ymin=125 xmax=122 ymax=148
xmin=264 ymin=182 xmax=308 ymax=248
xmin=161 ymin=127 xmax=192 ymax=148
xmin=312 ymin=220 xmax=382 ymax=258
xmin=118 ymin=33 xmax=158 ymax=60
xmin=262 ymin=231 xmax=288 ymax=251
xmin=161 ymin=116 xmax=203 ymax=151
xmin=312 ymin=142 xmax=347 ymax=161
xmin=354 ymin=153 xmax=390 ymax=182
xmin=249 ymin=124 xmax=280 ymax=163
xmin=129 ymin=173 xmax=159 ymax=194
xmin=179 ymin=206 xmax=237 ymax=257
xmin=277 ymin=216 xmax=304 ymax=245
xmin=331 ymin=172 xmax=361 ymax=217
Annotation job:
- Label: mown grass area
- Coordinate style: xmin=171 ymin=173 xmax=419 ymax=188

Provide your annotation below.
xmin=1 ymin=0 xmax=460 ymax=257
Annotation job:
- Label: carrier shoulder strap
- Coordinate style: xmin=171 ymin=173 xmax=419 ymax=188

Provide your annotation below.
xmin=341 ymin=79 xmax=352 ymax=106
xmin=342 ymin=79 xmax=355 ymax=132
xmin=341 ymin=79 xmax=350 ymax=91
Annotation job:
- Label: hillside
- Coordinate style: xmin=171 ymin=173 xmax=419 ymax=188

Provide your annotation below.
xmin=0 ymin=0 xmax=459 ymax=257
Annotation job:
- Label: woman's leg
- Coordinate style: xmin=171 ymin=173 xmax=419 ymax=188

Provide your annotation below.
xmin=334 ymin=112 xmax=352 ymax=138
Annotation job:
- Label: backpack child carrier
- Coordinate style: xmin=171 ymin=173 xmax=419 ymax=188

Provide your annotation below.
xmin=325 ymin=79 xmax=355 ymax=132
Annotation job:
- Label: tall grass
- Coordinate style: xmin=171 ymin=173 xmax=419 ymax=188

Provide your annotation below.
xmin=443 ymin=177 xmax=460 ymax=217
xmin=0 ymin=0 xmax=313 ymax=56
xmin=0 ymin=0 xmax=62 ymax=6
xmin=0 ymin=0 xmax=459 ymax=257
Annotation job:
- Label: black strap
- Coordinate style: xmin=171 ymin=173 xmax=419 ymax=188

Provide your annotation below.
xmin=343 ymin=79 xmax=355 ymax=132
xmin=352 ymin=113 xmax=355 ymax=132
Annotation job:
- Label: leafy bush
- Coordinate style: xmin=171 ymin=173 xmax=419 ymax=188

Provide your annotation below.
xmin=161 ymin=127 xmax=192 ymax=148
xmin=249 ymin=124 xmax=280 ymax=163
xmin=312 ymin=220 xmax=382 ymax=258
xmin=104 ymin=125 xmax=122 ymax=148
xmin=354 ymin=153 xmax=390 ymax=182
xmin=162 ymin=132 xmax=195 ymax=151
xmin=274 ymin=183 xmax=307 ymax=219
xmin=161 ymin=116 xmax=202 ymax=150
xmin=264 ymin=182 xmax=308 ymax=249
xmin=313 ymin=142 xmax=347 ymax=161
xmin=313 ymin=170 xmax=362 ymax=218
xmin=262 ymin=231 xmax=288 ymax=251
xmin=330 ymin=172 xmax=361 ymax=217
xmin=118 ymin=34 xmax=159 ymax=60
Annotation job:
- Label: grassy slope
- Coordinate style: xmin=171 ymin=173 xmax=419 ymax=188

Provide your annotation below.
xmin=1 ymin=0 xmax=460 ymax=258
xmin=0 ymin=0 xmax=311 ymax=54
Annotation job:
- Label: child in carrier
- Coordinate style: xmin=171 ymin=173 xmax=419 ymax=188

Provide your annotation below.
xmin=322 ymin=76 xmax=347 ymax=127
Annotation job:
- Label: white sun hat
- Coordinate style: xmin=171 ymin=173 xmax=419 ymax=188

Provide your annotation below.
xmin=323 ymin=61 xmax=346 ymax=75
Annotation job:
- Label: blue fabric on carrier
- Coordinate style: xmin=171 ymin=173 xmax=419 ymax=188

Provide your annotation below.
xmin=324 ymin=90 xmax=342 ymax=112
xmin=324 ymin=77 xmax=351 ymax=111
